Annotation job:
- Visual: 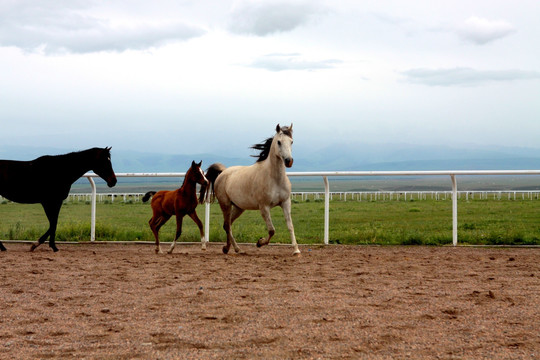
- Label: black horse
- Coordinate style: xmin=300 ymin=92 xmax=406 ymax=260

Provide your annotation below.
xmin=0 ymin=147 xmax=117 ymax=252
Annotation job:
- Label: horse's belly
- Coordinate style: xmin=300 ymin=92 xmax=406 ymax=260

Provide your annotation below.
xmin=0 ymin=192 xmax=36 ymax=204
xmin=227 ymin=186 xmax=287 ymax=210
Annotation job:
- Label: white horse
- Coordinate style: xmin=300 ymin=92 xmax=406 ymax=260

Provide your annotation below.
xmin=201 ymin=124 xmax=300 ymax=255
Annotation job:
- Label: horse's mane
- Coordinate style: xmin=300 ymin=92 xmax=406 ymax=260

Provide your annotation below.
xmin=250 ymin=126 xmax=293 ymax=163
xmin=251 ymin=137 xmax=273 ymax=163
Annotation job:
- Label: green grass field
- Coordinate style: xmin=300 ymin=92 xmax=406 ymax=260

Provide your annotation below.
xmin=1 ymin=197 xmax=539 ymax=246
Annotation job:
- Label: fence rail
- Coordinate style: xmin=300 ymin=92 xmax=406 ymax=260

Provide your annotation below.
xmin=71 ymin=170 xmax=540 ymax=246
xmin=58 ymin=190 xmax=540 ymax=203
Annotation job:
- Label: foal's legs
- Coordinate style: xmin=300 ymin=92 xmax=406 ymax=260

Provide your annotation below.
xmin=149 ymin=214 xmax=171 ymax=254
xmin=167 ymin=213 xmax=185 ymax=254
xmin=187 ymin=211 xmax=207 ymax=250
xmin=30 ymin=200 xmax=62 ymax=252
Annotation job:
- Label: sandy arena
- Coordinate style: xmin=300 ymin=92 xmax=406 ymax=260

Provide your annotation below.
xmin=1 ymin=243 xmax=539 ymax=359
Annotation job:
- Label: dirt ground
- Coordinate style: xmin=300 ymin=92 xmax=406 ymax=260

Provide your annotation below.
xmin=1 ymin=242 xmax=539 ymax=359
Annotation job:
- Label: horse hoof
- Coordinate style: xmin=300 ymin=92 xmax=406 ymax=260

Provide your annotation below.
xmin=52 ymin=247 xmax=59 ymax=252
xmin=29 ymin=244 xmax=37 ymax=252
xmin=222 ymin=246 xmax=229 ymax=254
xmin=256 ymin=238 xmax=264 ymax=248
xmin=292 ymin=252 xmax=301 ymax=257
xmin=0 ymin=248 xmax=6 ymax=252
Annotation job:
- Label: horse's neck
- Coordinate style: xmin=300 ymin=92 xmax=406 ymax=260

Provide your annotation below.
xmin=60 ymin=151 xmax=95 ymax=183
xmin=263 ymin=153 xmax=287 ymax=182
xmin=180 ymin=174 xmax=197 ymax=195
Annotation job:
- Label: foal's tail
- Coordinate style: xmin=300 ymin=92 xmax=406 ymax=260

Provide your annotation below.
xmin=199 ymin=163 xmax=226 ymax=203
xmin=142 ymin=191 xmax=157 ymax=203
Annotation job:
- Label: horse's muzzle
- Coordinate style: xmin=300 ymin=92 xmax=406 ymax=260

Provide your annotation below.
xmin=107 ymin=177 xmax=118 ymax=187
xmin=284 ymin=158 xmax=294 ymax=168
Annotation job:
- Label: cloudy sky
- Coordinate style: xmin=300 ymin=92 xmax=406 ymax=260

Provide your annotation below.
xmin=1 ymin=0 xmax=539 ymax=157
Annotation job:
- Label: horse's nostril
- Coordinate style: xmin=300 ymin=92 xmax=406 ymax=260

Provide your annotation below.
xmin=285 ymin=158 xmax=294 ymax=168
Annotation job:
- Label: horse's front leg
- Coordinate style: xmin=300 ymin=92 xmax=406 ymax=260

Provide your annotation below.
xmin=188 ymin=211 xmax=206 ymax=250
xmin=31 ymin=201 xmax=62 ymax=252
xmin=30 ymin=229 xmax=51 ymax=252
xmin=281 ymin=198 xmax=300 ymax=255
xmin=257 ymin=205 xmax=275 ymax=248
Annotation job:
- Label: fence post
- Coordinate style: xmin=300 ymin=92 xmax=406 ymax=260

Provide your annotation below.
xmin=87 ymin=177 xmax=97 ymax=242
xmin=451 ymin=175 xmax=457 ymax=246
xmin=204 ymin=201 xmax=210 ymax=243
xmin=323 ymin=176 xmax=329 ymax=245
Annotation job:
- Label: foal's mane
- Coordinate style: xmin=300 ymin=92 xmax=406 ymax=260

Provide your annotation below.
xmin=250 ymin=126 xmax=293 ymax=163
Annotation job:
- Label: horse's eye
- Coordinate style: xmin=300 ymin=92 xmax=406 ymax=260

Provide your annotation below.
xmin=278 ymin=141 xmax=282 ymax=146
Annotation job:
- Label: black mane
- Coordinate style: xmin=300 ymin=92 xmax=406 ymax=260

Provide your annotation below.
xmin=251 ymin=137 xmax=273 ymax=163
xmin=250 ymin=125 xmax=293 ymax=163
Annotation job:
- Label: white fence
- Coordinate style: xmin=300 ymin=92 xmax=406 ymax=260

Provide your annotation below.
xmin=65 ymin=190 xmax=540 ymax=203
xmin=78 ymin=170 xmax=540 ymax=246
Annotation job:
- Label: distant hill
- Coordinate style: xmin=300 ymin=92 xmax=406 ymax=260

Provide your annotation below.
xmin=1 ymin=143 xmax=539 ymax=173
xmin=296 ymin=143 xmax=540 ymax=171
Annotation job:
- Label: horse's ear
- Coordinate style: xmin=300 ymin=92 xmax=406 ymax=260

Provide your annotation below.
xmin=191 ymin=160 xmax=196 ymax=167
xmin=276 ymin=124 xmax=281 ymax=133
xmin=106 ymin=146 xmax=112 ymax=151
xmin=197 ymin=160 xmax=202 ymax=167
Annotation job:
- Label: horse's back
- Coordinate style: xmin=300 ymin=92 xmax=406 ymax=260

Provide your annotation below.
xmin=215 ymin=163 xmax=290 ymax=210
xmin=0 ymin=156 xmax=76 ymax=204
xmin=150 ymin=190 xmax=177 ymax=215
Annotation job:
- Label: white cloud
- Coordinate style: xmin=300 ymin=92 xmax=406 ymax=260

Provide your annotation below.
xmin=401 ymin=67 xmax=540 ymax=86
xmin=228 ymin=0 xmax=324 ymax=36
xmin=0 ymin=1 xmax=205 ymax=54
xmin=249 ymin=53 xmax=342 ymax=71
xmin=457 ymin=16 xmax=516 ymax=45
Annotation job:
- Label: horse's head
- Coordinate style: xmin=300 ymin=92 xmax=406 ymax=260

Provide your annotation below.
xmin=274 ymin=124 xmax=294 ymax=168
xmin=93 ymin=147 xmax=117 ymax=188
xmin=190 ymin=160 xmax=209 ymax=187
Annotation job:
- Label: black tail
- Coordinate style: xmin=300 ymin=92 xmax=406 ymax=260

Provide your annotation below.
xmin=199 ymin=163 xmax=226 ymax=203
xmin=142 ymin=191 xmax=157 ymax=203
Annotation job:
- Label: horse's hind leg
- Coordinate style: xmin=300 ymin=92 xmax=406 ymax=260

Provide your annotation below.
xmin=220 ymin=203 xmax=242 ymax=254
xmin=149 ymin=215 xmax=170 ymax=254
xmin=188 ymin=211 xmax=206 ymax=250
xmin=256 ymin=205 xmax=275 ymax=248
xmin=228 ymin=205 xmax=243 ymax=253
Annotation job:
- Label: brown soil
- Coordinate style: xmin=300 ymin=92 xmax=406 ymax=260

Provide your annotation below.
xmin=1 ymin=243 xmax=539 ymax=359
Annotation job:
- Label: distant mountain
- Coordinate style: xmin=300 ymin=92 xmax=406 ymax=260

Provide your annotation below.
xmin=1 ymin=143 xmax=539 ymax=172
xmin=295 ymin=143 xmax=540 ymax=171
